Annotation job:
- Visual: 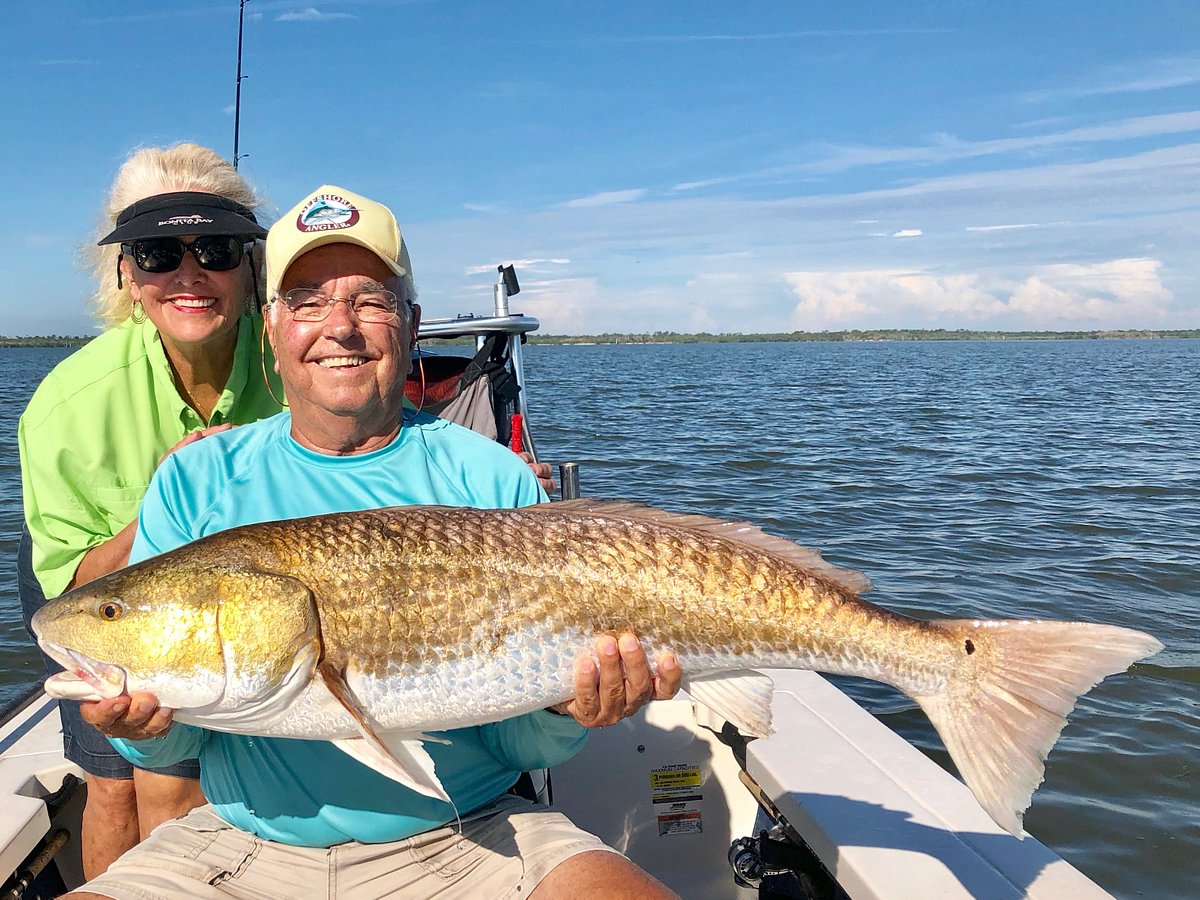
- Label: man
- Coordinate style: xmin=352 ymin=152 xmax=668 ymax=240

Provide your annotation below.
xmin=68 ymin=185 xmax=681 ymax=900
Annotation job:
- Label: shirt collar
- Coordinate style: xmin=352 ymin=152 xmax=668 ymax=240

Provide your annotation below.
xmin=138 ymin=314 xmax=257 ymax=427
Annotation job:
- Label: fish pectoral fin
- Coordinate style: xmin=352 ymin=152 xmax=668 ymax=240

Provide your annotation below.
xmin=332 ymin=735 xmax=450 ymax=803
xmin=685 ymin=670 xmax=776 ymax=739
xmin=317 ymin=660 xmax=451 ymax=802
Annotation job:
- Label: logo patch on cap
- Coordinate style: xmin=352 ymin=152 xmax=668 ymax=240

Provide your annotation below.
xmin=157 ymin=214 xmax=215 ymax=227
xmin=296 ymin=194 xmax=360 ymax=233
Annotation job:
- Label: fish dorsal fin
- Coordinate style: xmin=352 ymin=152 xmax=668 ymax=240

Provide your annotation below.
xmin=533 ymin=499 xmax=871 ymax=596
xmin=319 ymin=661 xmax=451 ymax=802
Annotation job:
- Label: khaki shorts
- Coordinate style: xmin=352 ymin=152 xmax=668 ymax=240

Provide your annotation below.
xmin=81 ymin=796 xmax=621 ymax=900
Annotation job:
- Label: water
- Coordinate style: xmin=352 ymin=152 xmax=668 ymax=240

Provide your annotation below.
xmin=2 ymin=340 xmax=1197 ymax=897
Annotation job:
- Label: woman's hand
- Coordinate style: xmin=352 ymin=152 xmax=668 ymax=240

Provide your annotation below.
xmin=516 ymin=451 xmax=557 ymax=496
xmin=159 ymin=423 xmax=234 ymax=466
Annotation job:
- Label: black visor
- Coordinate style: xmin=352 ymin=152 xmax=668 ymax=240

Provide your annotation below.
xmin=98 ymin=191 xmax=267 ymax=245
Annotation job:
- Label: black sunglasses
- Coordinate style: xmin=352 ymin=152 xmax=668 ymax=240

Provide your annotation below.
xmin=121 ymin=236 xmax=253 ymax=274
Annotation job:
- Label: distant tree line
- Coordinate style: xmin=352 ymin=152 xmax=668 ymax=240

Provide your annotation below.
xmin=527 ymin=328 xmax=1200 ymax=345
xmin=3 ymin=328 xmax=1198 ymax=349
xmin=0 ymin=336 xmax=94 ymax=347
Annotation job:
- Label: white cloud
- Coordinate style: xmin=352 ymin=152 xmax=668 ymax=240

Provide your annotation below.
xmin=669 ymin=111 xmax=1200 ymax=193
xmin=277 ymin=8 xmax=356 ymax=22
xmin=891 ymin=229 xmax=923 ymax=238
xmin=474 ymin=80 xmax=550 ymax=99
xmin=783 ymin=259 xmax=1173 ymax=331
xmin=504 ymin=277 xmax=602 ymax=333
xmin=784 ymin=269 xmax=1000 ymax=329
xmin=1007 ymin=259 xmax=1173 ymax=326
xmin=965 ymin=223 xmax=1047 ymax=232
xmin=409 ymin=141 xmax=1200 ymax=334
xmin=463 ymin=259 xmax=570 ymax=276
xmin=810 ymin=111 xmax=1200 ymax=175
xmin=473 ymin=274 xmax=727 ymax=335
xmin=562 ymin=189 xmax=647 ymax=208
xmin=1023 ymin=57 xmax=1200 ymax=103
xmin=590 ymin=28 xmax=950 ymax=44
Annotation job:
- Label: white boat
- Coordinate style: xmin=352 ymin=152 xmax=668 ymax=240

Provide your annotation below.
xmin=1 ymin=267 xmax=1112 ymax=899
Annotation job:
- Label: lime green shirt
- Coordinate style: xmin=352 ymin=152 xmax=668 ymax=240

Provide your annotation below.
xmin=19 ymin=315 xmax=284 ymax=597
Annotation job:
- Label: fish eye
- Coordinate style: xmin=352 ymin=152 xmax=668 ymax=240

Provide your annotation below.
xmin=98 ymin=600 xmax=124 ymax=621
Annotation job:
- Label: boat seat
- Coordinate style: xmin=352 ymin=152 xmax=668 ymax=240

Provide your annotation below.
xmin=404 ymin=334 xmax=521 ymax=445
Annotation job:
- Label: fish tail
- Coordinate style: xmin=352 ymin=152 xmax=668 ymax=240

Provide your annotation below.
xmin=913 ymin=619 xmax=1162 ymax=837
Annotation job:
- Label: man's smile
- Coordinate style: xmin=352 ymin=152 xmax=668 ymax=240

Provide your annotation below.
xmin=316 ymin=355 xmax=370 ymax=368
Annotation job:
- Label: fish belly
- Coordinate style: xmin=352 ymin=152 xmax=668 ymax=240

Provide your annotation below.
xmin=248 ymin=625 xmax=585 ymax=738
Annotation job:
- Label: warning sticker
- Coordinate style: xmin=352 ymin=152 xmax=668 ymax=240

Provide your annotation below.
xmin=657 ymin=796 xmax=700 ymax=811
xmin=650 ymin=765 xmax=705 ymax=836
xmin=649 ymin=765 xmax=703 ymax=791
xmin=657 ymin=810 xmax=703 ymax=836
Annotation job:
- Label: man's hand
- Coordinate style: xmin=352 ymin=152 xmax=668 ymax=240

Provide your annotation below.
xmin=80 ymin=691 xmax=175 ymax=742
xmin=517 ymin=451 xmax=556 ymax=496
xmin=551 ymin=633 xmax=681 ymax=728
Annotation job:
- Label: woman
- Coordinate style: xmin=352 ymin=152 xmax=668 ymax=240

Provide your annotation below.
xmin=18 ymin=143 xmax=284 ymax=879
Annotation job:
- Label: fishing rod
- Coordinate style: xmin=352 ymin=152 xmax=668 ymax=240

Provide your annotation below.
xmin=233 ymin=0 xmax=249 ymax=168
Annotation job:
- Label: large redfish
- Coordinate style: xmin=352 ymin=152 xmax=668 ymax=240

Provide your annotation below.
xmin=31 ymin=500 xmax=1161 ymax=836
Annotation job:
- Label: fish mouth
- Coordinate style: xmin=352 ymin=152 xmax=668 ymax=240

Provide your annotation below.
xmin=40 ymin=643 xmax=127 ymax=701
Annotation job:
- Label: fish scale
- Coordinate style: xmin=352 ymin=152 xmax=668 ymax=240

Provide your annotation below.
xmin=225 ymin=506 xmax=1010 ymax=693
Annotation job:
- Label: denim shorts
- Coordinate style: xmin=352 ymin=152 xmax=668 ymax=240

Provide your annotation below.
xmin=18 ymin=525 xmax=201 ymax=781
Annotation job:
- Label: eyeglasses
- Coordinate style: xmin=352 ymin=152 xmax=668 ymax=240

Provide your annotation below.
xmin=120 ymin=236 xmax=252 ymax=274
xmin=277 ymin=288 xmax=404 ymax=323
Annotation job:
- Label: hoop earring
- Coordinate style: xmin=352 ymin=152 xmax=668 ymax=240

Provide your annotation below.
xmin=413 ymin=342 xmax=426 ymax=412
xmin=130 ymin=300 xmax=146 ymax=324
xmin=260 ymin=317 xmax=288 ymax=408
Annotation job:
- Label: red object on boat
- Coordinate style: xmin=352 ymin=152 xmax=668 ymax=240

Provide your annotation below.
xmin=509 ymin=413 xmax=524 ymax=454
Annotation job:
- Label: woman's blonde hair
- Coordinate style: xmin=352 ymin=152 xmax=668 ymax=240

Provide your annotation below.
xmin=86 ymin=143 xmax=267 ymax=328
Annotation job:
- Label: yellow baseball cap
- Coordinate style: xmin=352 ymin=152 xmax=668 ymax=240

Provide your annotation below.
xmin=265 ymin=185 xmax=414 ymax=300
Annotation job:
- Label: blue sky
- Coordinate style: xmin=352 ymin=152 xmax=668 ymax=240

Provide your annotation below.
xmin=2 ymin=1 xmax=1199 ymax=335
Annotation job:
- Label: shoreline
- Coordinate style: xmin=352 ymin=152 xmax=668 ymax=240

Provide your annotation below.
xmin=3 ymin=328 xmax=1198 ymax=349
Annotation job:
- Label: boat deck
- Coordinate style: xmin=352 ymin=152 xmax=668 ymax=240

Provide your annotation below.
xmin=747 ymin=671 xmax=1109 ymax=898
xmin=551 ymin=670 xmax=1112 ymax=899
xmin=0 ymin=691 xmax=85 ymax=892
xmin=2 ymin=674 xmax=1113 ymax=898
